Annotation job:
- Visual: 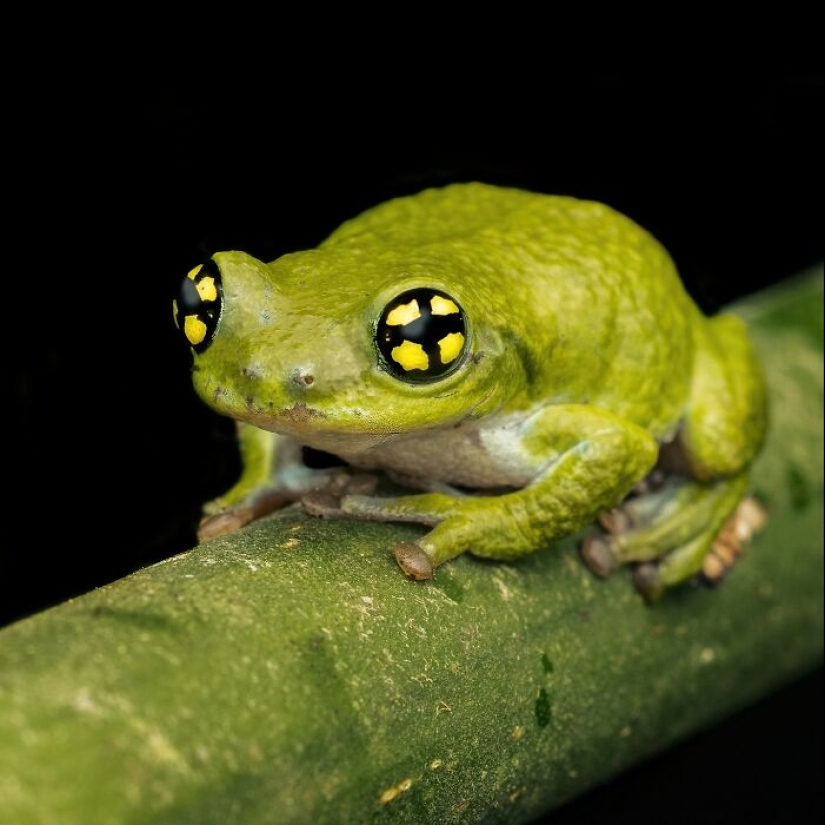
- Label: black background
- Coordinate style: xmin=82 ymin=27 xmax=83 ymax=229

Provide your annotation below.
xmin=6 ymin=64 xmax=822 ymax=822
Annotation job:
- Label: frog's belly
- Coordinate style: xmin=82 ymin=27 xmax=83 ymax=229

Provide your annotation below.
xmin=337 ymin=415 xmax=541 ymax=490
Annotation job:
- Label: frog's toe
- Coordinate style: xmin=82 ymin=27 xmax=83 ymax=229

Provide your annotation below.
xmin=633 ymin=562 xmax=666 ymax=604
xmin=341 ymin=472 xmax=380 ymax=497
xmin=701 ymin=496 xmax=767 ymax=584
xmin=198 ymin=507 xmax=255 ymax=541
xmin=581 ymin=534 xmax=619 ymax=578
xmin=702 ymin=524 xmax=743 ymax=584
xmin=631 ymin=467 xmax=668 ymax=496
xmin=323 ymin=470 xmax=380 ymax=497
xmin=598 ymin=508 xmax=634 ymax=535
xmin=394 ymin=543 xmax=434 ymax=580
xmin=302 ymin=472 xmax=381 ymax=520
xmin=302 ymin=489 xmax=346 ymax=518
xmin=730 ymin=495 xmax=768 ymax=542
xmin=199 ymin=489 xmax=301 ymax=540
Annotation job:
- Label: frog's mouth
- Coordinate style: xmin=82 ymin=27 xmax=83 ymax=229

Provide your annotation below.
xmin=233 ymin=395 xmax=326 ymax=432
xmin=235 ymin=398 xmax=411 ymax=454
xmin=279 ymin=403 xmax=324 ymax=426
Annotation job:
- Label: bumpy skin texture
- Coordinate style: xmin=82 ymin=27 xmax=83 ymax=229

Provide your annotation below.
xmin=176 ymin=183 xmax=767 ymax=596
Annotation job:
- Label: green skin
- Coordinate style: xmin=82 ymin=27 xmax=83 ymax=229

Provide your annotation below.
xmin=178 ymin=183 xmax=767 ymax=599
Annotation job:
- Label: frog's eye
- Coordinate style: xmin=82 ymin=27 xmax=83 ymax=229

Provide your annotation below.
xmin=173 ymin=260 xmax=223 ymax=353
xmin=376 ymin=289 xmax=467 ymax=382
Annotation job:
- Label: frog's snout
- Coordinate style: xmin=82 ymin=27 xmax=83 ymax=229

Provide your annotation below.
xmin=172 ymin=259 xmax=223 ymax=353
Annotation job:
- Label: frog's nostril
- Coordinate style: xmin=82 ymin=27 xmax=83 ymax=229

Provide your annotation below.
xmin=242 ymin=365 xmax=263 ymax=380
xmin=292 ymin=370 xmax=315 ymax=388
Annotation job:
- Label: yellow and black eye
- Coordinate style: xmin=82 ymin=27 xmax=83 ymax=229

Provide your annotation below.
xmin=173 ymin=260 xmax=223 ymax=353
xmin=376 ymin=288 xmax=467 ymax=382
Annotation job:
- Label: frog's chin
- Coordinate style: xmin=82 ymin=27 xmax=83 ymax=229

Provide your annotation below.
xmin=243 ymin=402 xmax=475 ymax=455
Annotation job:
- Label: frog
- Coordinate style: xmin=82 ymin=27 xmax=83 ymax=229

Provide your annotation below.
xmin=173 ymin=182 xmax=767 ymax=601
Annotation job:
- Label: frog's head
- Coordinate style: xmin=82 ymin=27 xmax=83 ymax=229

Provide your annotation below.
xmin=173 ymin=249 xmax=522 ymax=452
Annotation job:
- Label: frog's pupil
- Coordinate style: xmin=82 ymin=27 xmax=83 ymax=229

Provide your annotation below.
xmin=177 ymin=277 xmax=202 ymax=314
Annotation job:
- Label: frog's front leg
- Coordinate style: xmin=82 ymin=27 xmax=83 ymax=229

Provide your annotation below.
xmin=198 ymin=423 xmax=291 ymax=539
xmin=338 ymin=406 xmax=659 ymax=579
xmin=199 ymin=422 xmax=366 ymax=540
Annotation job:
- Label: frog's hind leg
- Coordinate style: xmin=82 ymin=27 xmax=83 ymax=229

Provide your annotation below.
xmin=583 ymin=312 xmax=768 ymax=601
xmin=582 ymin=475 xmax=747 ymax=601
xmin=583 ymin=474 xmax=763 ymax=602
xmin=638 ymin=489 xmax=766 ymax=601
xmin=198 ymin=424 xmax=371 ymax=541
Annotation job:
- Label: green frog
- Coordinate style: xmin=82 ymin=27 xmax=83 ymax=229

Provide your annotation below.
xmin=173 ymin=183 xmax=767 ymax=601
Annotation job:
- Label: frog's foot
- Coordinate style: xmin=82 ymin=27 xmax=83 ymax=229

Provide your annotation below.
xmin=199 ymin=490 xmax=301 ymax=541
xmin=580 ymin=534 xmax=620 ymax=578
xmin=584 ymin=476 xmax=686 ymax=575
xmin=581 ymin=475 xmax=765 ymax=602
xmin=638 ymin=491 xmax=766 ymax=602
xmin=394 ymin=543 xmax=435 ymax=580
xmin=334 ymin=491 xmax=471 ymax=579
xmin=301 ymin=473 xmax=380 ymax=519
xmin=596 ymin=475 xmax=684 ymax=536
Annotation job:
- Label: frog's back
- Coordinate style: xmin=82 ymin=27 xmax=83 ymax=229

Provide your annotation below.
xmin=324 ymin=182 xmax=548 ymax=247
xmin=326 ymin=183 xmax=700 ymax=438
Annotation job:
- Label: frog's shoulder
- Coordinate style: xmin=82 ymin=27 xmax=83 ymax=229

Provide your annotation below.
xmin=321 ymin=182 xmax=579 ymax=248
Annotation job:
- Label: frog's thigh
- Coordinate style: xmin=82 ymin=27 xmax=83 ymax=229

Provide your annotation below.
xmin=617 ymin=314 xmax=768 ymax=598
xmin=349 ymin=405 xmax=658 ymax=573
xmin=681 ymin=313 xmax=767 ymax=479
